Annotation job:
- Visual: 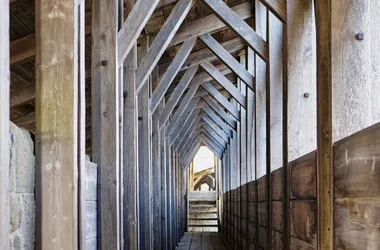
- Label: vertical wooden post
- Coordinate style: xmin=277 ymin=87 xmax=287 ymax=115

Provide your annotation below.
xmin=160 ymin=104 xmax=168 ymax=249
xmin=123 ymin=1 xmax=139 ymax=248
xmin=35 ymin=0 xmax=85 ymax=247
xmin=137 ymin=35 xmax=152 ymax=250
xmin=151 ymin=68 xmax=162 ymax=250
xmin=0 ymin=0 xmax=10 ymax=248
xmin=166 ymin=144 xmax=172 ymax=250
xmin=91 ymin=0 xmax=120 ymax=247
xmin=314 ymin=0 xmax=333 ymax=249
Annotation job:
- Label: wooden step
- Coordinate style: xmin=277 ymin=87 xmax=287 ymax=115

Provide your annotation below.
xmin=188 ymin=224 xmax=219 ymax=227
xmin=188 ymin=218 xmax=217 ymax=220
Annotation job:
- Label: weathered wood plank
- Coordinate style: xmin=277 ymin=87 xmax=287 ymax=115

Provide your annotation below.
xmin=202 ymin=81 xmax=240 ymax=120
xmin=35 ymin=0 xmax=84 ymax=247
xmin=201 ymin=62 xmax=246 ymax=108
xmin=150 ymin=37 xmax=197 ymax=114
xmin=202 ymin=106 xmax=233 ymax=136
xmin=0 ymin=0 xmax=10 ymax=247
xmin=122 ymin=2 xmax=139 ymax=246
xmin=202 ymin=0 xmax=268 ymax=61
xmin=159 ymin=66 xmax=199 ymax=127
xmin=166 ymin=84 xmax=200 ymax=135
xmin=159 ymin=37 xmax=245 ymax=75
xmin=170 ymin=2 xmax=253 ymax=47
xmin=202 ymin=95 xmax=236 ymax=129
xmin=135 ymin=0 xmax=195 ymax=94
xmin=173 ymin=110 xmax=201 ymax=150
xmin=91 ymin=0 xmax=120 ymax=247
xmin=117 ymin=0 xmax=161 ymax=64
xmin=315 ymin=0 xmax=332 ymax=249
xmin=200 ymin=33 xmax=255 ymax=91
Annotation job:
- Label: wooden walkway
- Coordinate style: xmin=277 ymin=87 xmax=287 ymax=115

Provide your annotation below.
xmin=176 ymin=232 xmax=229 ymax=250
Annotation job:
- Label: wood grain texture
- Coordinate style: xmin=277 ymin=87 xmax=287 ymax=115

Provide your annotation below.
xmin=159 ymin=66 xmax=199 ymax=127
xmin=315 ymin=0 xmax=333 ymax=248
xmin=290 ymin=151 xmax=317 ymax=200
xmin=35 ymin=0 xmax=83 ymax=247
xmin=0 ymin=0 xmax=10 ymax=248
xmin=169 ymin=2 xmax=254 ymax=47
xmin=117 ymin=0 xmax=160 ymax=64
xmin=201 ymin=61 xmax=246 ymax=108
xmin=203 ymin=0 xmax=268 ymax=61
xmin=290 ymin=200 xmax=317 ymax=247
xmin=136 ymin=0 xmax=195 ymax=94
xmin=91 ymin=0 xmax=120 ymax=247
xmin=200 ymin=33 xmax=254 ymax=91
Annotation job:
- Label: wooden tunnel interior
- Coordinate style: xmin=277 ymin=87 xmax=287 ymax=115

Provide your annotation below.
xmin=1 ymin=0 xmax=380 ymax=249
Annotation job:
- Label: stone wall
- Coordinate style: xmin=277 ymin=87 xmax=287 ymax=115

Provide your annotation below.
xmin=9 ymin=122 xmax=35 ymax=249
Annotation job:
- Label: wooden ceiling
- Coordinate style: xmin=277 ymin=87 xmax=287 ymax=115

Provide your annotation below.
xmin=9 ymin=0 xmax=249 ymax=153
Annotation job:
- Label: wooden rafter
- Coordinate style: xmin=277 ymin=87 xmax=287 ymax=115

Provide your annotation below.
xmin=159 ymin=66 xmax=199 ymax=127
xmin=202 ymin=0 xmax=269 ymax=61
xmin=201 ymin=61 xmax=246 ymax=108
xmin=202 ymin=95 xmax=237 ymax=128
xmin=149 ymin=37 xmax=197 ymax=115
xmin=118 ymin=0 xmax=161 ymax=64
xmin=200 ymin=33 xmax=255 ymax=91
xmin=135 ymin=0 xmax=195 ymax=94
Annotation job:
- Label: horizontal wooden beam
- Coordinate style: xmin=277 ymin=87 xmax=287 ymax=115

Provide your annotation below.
xmin=9 ymin=0 xmax=184 ymax=66
xmin=203 ymin=0 xmax=269 ymax=61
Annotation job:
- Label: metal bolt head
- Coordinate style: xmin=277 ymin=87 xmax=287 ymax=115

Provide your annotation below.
xmin=101 ymin=60 xmax=108 ymax=66
xmin=138 ymin=116 xmax=143 ymax=121
xmin=304 ymin=93 xmax=310 ymax=98
xmin=356 ymin=33 xmax=364 ymax=40
xmin=123 ymin=91 xmax=128 ymax=98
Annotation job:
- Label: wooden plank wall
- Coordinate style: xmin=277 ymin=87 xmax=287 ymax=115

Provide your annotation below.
xmin=334 ymin=123 xmax=380 ymax=249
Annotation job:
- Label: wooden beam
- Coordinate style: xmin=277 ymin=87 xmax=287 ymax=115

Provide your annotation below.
xmin=166 ymin=84 xmax=200 ymax=134
xmin=202 ymin=95 xmax=236 ymax=129
xmin=169 ymin=2 xmax=253 ymax=47
xmin=201 ymin=61 xmax=246 ymax=108
xmin=202 ymin=81 xmax=240 ymax=120
xmin=200 ymin=127 xmax=226 ymax=150
xmin=135 ymin=0 xmax=195 ymax=94
xmin=202 ymin=107 xmax=233 ymax=136
xmin=173 ymin=110 xmax=201 ymax=151
xmin=178 ymin=120 xmax=202 ymax=156
xmin=200 ymin=114 xmax=231 ymax=141
xmin=159 ymin=66 xmax=199 ymax=126
xmin=123 ymin=1 xmax=139 ymax=247
xmin=0 ymin=0 xmax=10 ymax=247
xmin=168 ymin=97 xmax=200 ymax=145
xmin=118 ymin=0 xmax=160 ymax=64
xmin=258 ymin=0 xmax=286 ymax=23
xmin=315 ymin=0 xmax=333 ymax=249
xmin=202 ymin=0 xmax=269 ymax=61
xmin=200 ymin=33 xmax=255 ymax=91
xmin=159 ymin=36 xmax=245 ymax=75
xmin=91 ymin=0 xmax=120 ymax=247
xmin=200 ymin=132 xmax=224 ymax=155
xmin=201 ymin=123 xmax=228 ymax=144
xmin=35 ymin=0 xmax=84 ymax=247
xmin=149 ymin=37 xmax=197 ymax=114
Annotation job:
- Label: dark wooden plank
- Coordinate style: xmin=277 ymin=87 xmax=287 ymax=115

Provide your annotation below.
xmin=203 ymin=0 xmax=268 ymax=61
xmin=290 ymin=200 xmax=317 ymax=247
xmin=0 ymin=0 xmax=10 ymax=247
xmin=35 ymin=0 xmax=84 ymax=247
xmin=149 ymin=37 xmax=197 ymax=114
xmin=135 ymin=0 xmax=195 ymax=94
xmin=315 ymin=0 xmax=333 ymax=248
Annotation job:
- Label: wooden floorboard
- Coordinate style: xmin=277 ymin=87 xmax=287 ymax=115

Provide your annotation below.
xmin=177 ymin=232 xmax=230 ymax=250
